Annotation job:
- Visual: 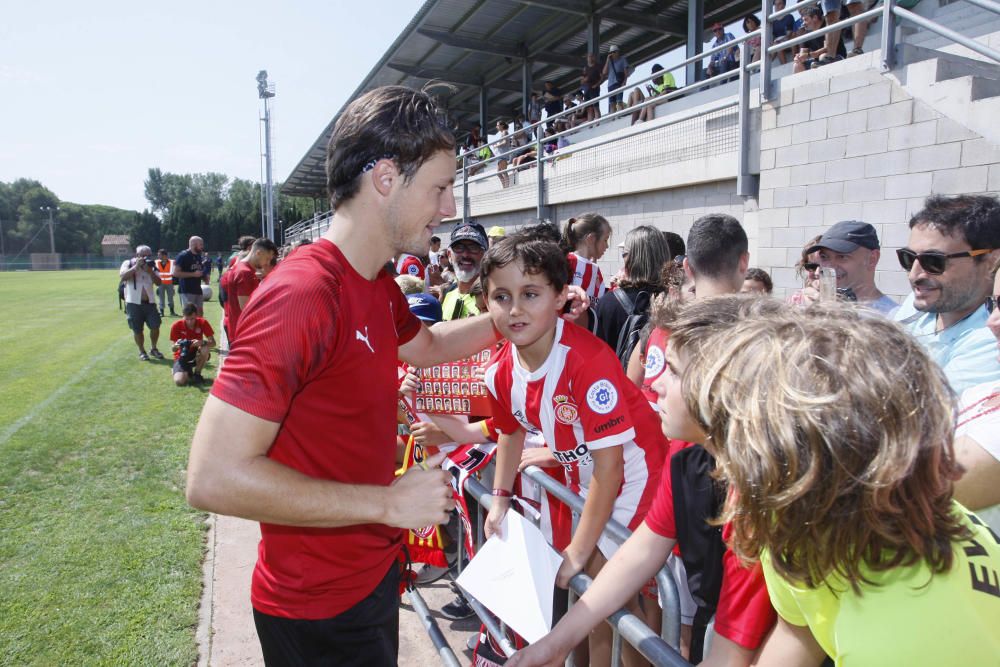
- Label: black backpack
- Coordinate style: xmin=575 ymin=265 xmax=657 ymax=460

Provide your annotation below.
xmin=611 ymin=289 xmax=651 ymax=370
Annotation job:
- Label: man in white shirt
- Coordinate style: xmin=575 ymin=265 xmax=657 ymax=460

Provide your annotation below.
xmin=119 ymin=244 xmax=164 ymax=361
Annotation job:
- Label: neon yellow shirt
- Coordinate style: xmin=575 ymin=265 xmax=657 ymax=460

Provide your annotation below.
xmin=441 ymin=289 xmax=480 ymax=321
xmin=761 ymin=504 xmax=1000 ymax=665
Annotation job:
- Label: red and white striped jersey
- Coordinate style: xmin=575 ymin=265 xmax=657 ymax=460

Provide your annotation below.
xmin=395 ymin=253 xmax=425 ymax=279
xmin=484 ymin=319 xmax=666 ymax=522
xmin=567 ymin=252 xmax=607 ymax=301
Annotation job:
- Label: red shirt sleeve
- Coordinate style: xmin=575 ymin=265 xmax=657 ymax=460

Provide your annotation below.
xmin=199 ymin=317 xmax=215 ymax=338
xmin=571 ymin=348 xmax=636 ymax=449
xmin=388 ymin=276 xmax=421 ymax=347
xmin=712 ymin=525 xmax=777 ymax=649
xmin=643 ymin=460 xmax=677 ymax=539
xmin=231 ymin=265 xmax=259 ymax=297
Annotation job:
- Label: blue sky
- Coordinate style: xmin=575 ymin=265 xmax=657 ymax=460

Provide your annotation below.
xmin=0 ymin=1 xmax=415 ymax=211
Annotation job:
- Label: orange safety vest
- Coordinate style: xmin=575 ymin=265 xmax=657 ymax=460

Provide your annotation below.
xmin=156 ymin=258 xmax=173 ymax=285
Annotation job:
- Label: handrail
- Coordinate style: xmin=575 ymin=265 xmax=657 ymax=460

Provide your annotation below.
xmin=893 ymin=5 xmax=1000 ymax=64
xmin=461 ymin=474 xmax=691 ymax=666
xmin=405 ymin=586 xmax=463 ymax=667
xmin=764 ymin=5 xmax=884 ymax=55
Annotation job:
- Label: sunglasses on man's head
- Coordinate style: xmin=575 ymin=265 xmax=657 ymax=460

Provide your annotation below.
xmin=895 ymin=247 xmax=994 ymax=275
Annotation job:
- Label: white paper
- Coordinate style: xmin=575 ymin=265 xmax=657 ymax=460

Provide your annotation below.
xmin=455 ymin=510 xmax=563 ymax=643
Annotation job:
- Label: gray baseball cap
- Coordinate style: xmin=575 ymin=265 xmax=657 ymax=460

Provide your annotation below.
xmin=807 ymin=221 xmax=880 ymax=254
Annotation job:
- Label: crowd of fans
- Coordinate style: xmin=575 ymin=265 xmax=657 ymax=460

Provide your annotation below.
xmin=177 ymin=86 xmax=999 ymax=667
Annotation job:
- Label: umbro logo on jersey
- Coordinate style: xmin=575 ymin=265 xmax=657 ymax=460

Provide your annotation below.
xmin=595 ymin=415 xmax=624 ymax=434
xmin=356 ymin=326 xmax=374 ymax=353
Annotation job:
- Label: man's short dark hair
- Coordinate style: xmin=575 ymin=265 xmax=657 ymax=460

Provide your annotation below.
xmin=182 ymin=303 xmax=198 ymax=316
xmin=158 ymin=248 xmax=168 ymax=256
xmin=430 ymin=236 xmax=441 ymax=244
xmin=662 ymin=231 xmax=685 ymax=259
xmin=687 ymin=213 xmax=748 ymax=279
xmin=745 ymin=267 xmax=774 ymax=293
xmin=480 ymin=226 xmax=569 ymax=294
xmin=238 ymin=235 xmax=255 ymax=251
xmin=325 ymin=85 xmax=456 ymax=209
xmin=909 ymin=194 xmax=1000 ymax=255
xmin=251 ymin=238 xmax=278 ymax=255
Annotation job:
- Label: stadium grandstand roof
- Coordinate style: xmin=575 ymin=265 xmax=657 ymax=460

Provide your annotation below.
xmin=282 ymin=0 xmax=759 ymax=199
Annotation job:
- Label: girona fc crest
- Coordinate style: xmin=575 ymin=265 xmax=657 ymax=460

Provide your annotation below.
xmin=553 ymin=394 xmax=579 ymax=425
xmin=412 ymin=524 xmax=436 ymax=539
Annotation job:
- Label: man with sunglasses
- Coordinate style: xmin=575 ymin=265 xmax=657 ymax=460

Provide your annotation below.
xmin=807 ymin=220 xmax=897 ymax=316
xmin=895 ymin=194 xmax=1000 ymax=394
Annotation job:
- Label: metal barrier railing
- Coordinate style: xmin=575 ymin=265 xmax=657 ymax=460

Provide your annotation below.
xmin=457 ymin=472 xmax=692 ymax=667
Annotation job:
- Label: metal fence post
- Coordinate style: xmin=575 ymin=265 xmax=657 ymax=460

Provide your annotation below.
xmin=536 ymin=136 xmax=545 ymax=222
xmin=881 ymin=0 xmax=897 ymax=71
xmin=760 ymin=0 xmax=774 ymax=101
xmin=462 ymin=153 xmax=470 ymax=224
xmin=736 ymin=41 xmax=758 ymax=197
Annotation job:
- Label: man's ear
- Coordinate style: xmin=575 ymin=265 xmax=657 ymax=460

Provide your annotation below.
xmin=868 ymin=248 xmax=881 ymax=271
xmin=738 ymin=251 xmax=750 ymax=276
xmin=682 ymin=256 xmax=695 ymax=282
xmin=370 ymin=159 xmax=398 ymax=197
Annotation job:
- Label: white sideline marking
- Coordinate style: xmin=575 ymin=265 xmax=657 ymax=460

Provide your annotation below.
xmin=0 ymin=343 xmax=122 ymax=447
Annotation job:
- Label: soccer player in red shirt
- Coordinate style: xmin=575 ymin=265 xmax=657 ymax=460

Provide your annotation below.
xmin=481 ymin=227 xmax=668 ymax=665
xmin=169 ymin=303 xmax=216 ymax=386
xmin=185 ymin=86 xmax=590 ymax=666
xmin=221 ymin=237 xmax=277 ymax=342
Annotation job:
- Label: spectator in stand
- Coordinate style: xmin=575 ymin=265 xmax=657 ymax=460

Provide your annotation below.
xmin=594 ymin=225 xmax=670 ymax=358
xmin=786 ymin=235 xmax=822 ymax=306
xmin=679 ymin=305 xmax=1000 ymax=666
xmin=740 ymin=14 xmax=763 ymax=62
xmin=494 ymin=120 xmax=514 ymax=188
xmin=895 ymin=194 xmax=1000 ymax=394
xmin=602 ymin=45 xmax=630 ymax=114
xmin=794 ymin=6 xmax=846 ymax=72
xmin=741 ymin=267 xmax=773 ymax=294
xmin=628 ymin=64 xmax=677 ymax=125
xmin=120 ymin=244 xmax=165 ymax=361
xmin=706 ymin=23 xmax=738 ymax=78
xmin=527 ymin=92 xmax=543 ymax=127
xmin=155 ymin=248 xmax=177 ymax=317
xmin=805 ymin=221 xmax=897 ymax=315
xmin=229 ymin=235 xmax=255 ymax=269
xmin=170 ymin=303 xmax=216 ymax=386
xmin=542 ymin=81 xmax=564 ymax=128
xmin=173 ymin=235 xmax=207 ymax=316
xmin=222 ymin=238 xmax=278 ymax=342
xmin=821 ymin=0 xmax=870 ymax=62
xmin=770 ymin=0 xmax=799 ymax=64
xmin=952 ymin=265 xmax=1000 ymax=534
xmin=580 ymin=53 xmax=603 ymax=124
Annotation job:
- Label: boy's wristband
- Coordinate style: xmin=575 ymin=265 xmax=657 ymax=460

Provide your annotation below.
xmin=491 ymin=488 xmax=513 ymax=498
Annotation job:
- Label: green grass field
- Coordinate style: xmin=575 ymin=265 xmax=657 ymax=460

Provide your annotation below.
xmin=0 ymin=270 xmax=217 ymax=665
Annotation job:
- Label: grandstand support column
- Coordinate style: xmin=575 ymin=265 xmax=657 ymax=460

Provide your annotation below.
xmin=686 ymin=0 xmax=705 ymax=85
xmin=462 ymin=154 xmax=470 ymax=224
xmin=881 ymin=0 xmax=898 ymax=71
xmin=522 ymin=59 xmax=533 ymax=119
xmin=587 ymin=13 xmax=601 ymax=57
xmin=760 ymin=0 xmax=774 ymax=101
xmin=737 ymin=41 xmax=759 ymax=198
xmin=479 ymin=87 xmax=488 ymax=136
xmin=535 ymin=135 xmax=546 ymax=222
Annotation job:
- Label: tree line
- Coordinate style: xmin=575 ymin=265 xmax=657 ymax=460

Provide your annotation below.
xmin=0 ymin=170 xmax=319 ymax=257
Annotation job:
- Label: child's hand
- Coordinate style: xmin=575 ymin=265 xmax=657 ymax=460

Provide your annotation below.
xmin=411 ymin=421 xmax=450 ymax=448
xmin=555 ymin=548 xmax=588 ymax=589
xmin=399 ymin=367 xmax=420 ymax=397
xmin=562 ymin=285 xmax=590 ymax=320
xmin=484 ymin=498 xmax=510 ymax=540
xmin=519 ymin=447 xmax=559 ymax=471
xmin=506 ymin=638 xmax=568 ymax=667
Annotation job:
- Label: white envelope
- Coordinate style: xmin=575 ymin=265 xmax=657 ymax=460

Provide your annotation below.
xmin=455 ymin=510 xmax=564 ymax=644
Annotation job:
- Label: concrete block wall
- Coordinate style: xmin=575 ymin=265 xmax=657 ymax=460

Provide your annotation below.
xmin=754 ymin=53 xmax=1000 ymax=300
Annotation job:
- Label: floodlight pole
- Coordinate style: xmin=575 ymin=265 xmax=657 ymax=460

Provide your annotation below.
xmin=257 ymin=70 xmax=277 ymax=242
xmin=40 ymin=206 xmax=58 ymax=254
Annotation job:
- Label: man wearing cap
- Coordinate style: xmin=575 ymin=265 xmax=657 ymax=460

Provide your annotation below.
xmin=487 ymin=225 xmax=506 ymax=247
xmin=407 ymin=292 xmax=443 ymax=325
xmin=441 ymin=222 xmax=488 ymax=321
xmin=809 ymin=220 xmax=898 ymax=316
xmin=602 ymin=45 xmax=630 ymax=114
xmin=706 ymin=23 xmax=737 ymax=78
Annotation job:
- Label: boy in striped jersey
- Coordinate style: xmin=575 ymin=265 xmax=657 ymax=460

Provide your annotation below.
xmin=481 ymin=227 xmax=667 ymax=665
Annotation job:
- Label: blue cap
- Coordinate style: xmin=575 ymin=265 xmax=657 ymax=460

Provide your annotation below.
xmin=407 ymin=293 xmax=443 ymax=323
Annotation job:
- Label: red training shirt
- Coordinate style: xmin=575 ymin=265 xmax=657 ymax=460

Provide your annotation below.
xmin=644 ymin=451 xmax=777 ymax=649
xmin=395 ymin=253 xmax=425 ymax=279
xmin=223 ymin=260 xmax=261 ymax=339
xmin=169 ymin=317 xmax=214 ymax=360
xmin=211 ymin=239 xmax=422 ymax=620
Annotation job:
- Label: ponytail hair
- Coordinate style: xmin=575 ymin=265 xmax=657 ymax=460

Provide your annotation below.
xmin=561 ymin=212 xmax=610 ymax=254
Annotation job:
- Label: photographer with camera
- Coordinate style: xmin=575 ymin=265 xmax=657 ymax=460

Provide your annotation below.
xmin=170 ymin=303 xmax=216 ymax=386
xmin=119 ymin=244 xmax=164 ymax=361
xmin=807 ymin=221 xmax=898 ymax=316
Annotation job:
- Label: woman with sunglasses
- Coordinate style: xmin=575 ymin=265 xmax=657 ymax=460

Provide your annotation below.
xmin=785 ymin=235 xmax=822 ymax=307
xmin=952 ymin=262 xmax=1000 ymax=534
